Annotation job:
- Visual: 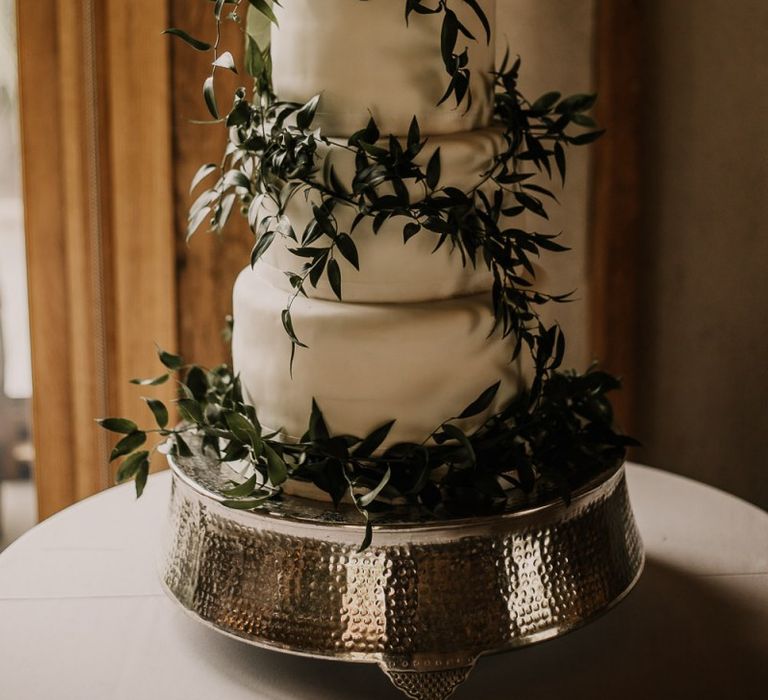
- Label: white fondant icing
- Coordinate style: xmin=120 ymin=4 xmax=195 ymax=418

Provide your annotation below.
xmin=232 ymin=266 xmax=519 ymax=447
xmin=271 ymin=0 xmax=497 ymax=136
xmin=256 ymin=208 xmax=493 ymax=303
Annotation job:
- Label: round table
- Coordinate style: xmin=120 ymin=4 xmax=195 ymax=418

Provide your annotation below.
xmin=0 ymin=464 xmax=766 ymax=699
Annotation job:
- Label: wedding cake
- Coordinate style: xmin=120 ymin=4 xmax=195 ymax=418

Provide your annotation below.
xmin=106 ymin=0 xmax=627 ymax=526
xmin=231 ymin=0 xmax=517 ymax=448
xmin=102 ymin=7 xmax=641 ymax=697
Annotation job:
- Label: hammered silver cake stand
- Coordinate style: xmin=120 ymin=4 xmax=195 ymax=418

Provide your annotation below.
xmin=161 ymin=453 xmax=644 ymax=700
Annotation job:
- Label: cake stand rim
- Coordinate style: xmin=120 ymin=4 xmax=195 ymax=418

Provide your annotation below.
xmin=167 ymin=451 xmax=627 ymax=534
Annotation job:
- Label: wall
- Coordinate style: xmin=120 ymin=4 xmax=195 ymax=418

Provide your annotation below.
xmin=497 ymin=1 xmax=596 ymax=372
xmin=638 ymin=0 xmax=768 ymax=508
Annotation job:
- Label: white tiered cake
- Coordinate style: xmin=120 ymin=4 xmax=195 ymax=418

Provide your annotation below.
xmin=107 ymin=10 xmax=639 ymax=698
xmin=231 ymin=0 xmax=518 ymax=447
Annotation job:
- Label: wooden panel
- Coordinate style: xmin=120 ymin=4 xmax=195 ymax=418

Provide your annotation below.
xmin=102 ymin=0 xmax=178 ymax=466
xmin=17 ymin=0 xmax=178 ymax=517
xmin=590 ymin=0 xmax=645 ymax=435
xmin=170 ymin=0 xmax=251 ymax=370
xmin=17 ymin=0 xmax=77 ymax=517
xmin=56 ymin=0 xmax=109 ymax=500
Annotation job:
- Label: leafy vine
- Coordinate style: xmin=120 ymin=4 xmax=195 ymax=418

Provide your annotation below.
xmin=99 ymin=0 xmax=633 ymax=545
xmin=168 ymin=3 xmax=602 ymax=378
xmin=99 ymin=348 xmax=635 ymax=550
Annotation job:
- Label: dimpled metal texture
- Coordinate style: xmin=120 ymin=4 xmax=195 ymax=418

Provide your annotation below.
xmin=161 ymin=455 xmax=644 ymax=700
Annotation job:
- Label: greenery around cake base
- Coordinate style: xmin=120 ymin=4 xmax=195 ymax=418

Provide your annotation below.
xmin=98 ymin=0 xmax=637 ymax=548
xmin=99 ymin=346 xmax=634 ymax=550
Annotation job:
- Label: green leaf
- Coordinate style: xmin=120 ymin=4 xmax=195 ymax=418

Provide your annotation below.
xmin=251 ymin=231 xmax=275 ymax=266
xmin=220 ymin=441 xmax=249 ymax=462
xmin=357 ymin=466 xmax=391 ymax=507
xmin=244 ymin=33 xmax=269 ymax=83
xmin=353 ymin=420 xmax=395 ymax=458
xmin=441 ymin=423 xmax=476 ymax=465
xmin=295 ymin=94 xmax=320 ymax=131
xmin=97 ymin=418 xmax=138 ymax=434
xmin=309 ymin=253 xmax=327 ymax=288
xmin=162 ymin=28 xmax=212 ymax=52
xmin=185 ymin=366 xmax=209 ymax=401
xmin=571 ymin=113 xmax=597 ymax=128
xmin=116 ymin=450 xmax=149 ymax=484
xmin=175 ymin=434 xmax=193 ymax=458
xmin=157 ymin=347 xmax=183 ymax=370
xmin=556 ymin=93 xmax=597 ymax=114
xmin=554 ymin=141 xmax=566 ymax=185
xmin=426 ymin=148 xmax=441 ymax=189
xmin=177 ymin=398 xmax=204 ymax=425
xmin=281 ymin=309 xmax=307 ymax=348
xmin=315 ymin=436 xmax=349 ymax=460
xmin=327 ymin=165 xmax=348 ymax=196
xmin=263 ymin=443 xmax=288 ymax=485
xmin=130 ymin=373 xmax=170 ymax=387
xmin=221 ymin=495 xmax=271 ymax=510
xmin=357 ymin=519 xmax=373 ymax=553
xmin=218 ymin=192 xmax=238 ymax=231
xmin=110 ymin=431 xmax=147 ymax=462
xmin=458 ymin=381 xmax=501 ymax=419
xmin=461 ymin=0 xmax=491 ymax=43
xmin=187 ymin=206 xmax=211 ymax=240
xmin=203 ymin=75 xmax=219 ymax=119
xmin=531 ymin=91 xmax=561 ymax=112
xmin=309 ymin=398 xmax=330 ymax=440
xmin=134 ymin=459 xmax=150 ymax=498
xmin=568 ymin=129 xmax=605 ymax=145
xmin=403 ymin=222 xmax=421 ymax=243
xmin=522 ymin=183 xmax=558 ymax=202
xmin=327 ymin=258 xmax=342 ymax=300
xmin=515 ymin=191 xmax=548 ymax=219
xmin=222 ymin=473 xmax=260 ymax=498
xmin=248 ymin=0 xmax=279 ymax=25
xmin=440 ymin=9 xmax=458 ymax=68
xmin=224 ymin=411 xmax=262 ymax=449
xmin=143 ymin=398 xmax=169 ymax=428
xmin=407 ymin=116 xmax=421 ymax=151
xmin=212 ymin=50 xmax=237 ymax=73
xmin=336 ymin=234 xmax=359 ymax=270
xmin=189 ymin=163 xmax=217 ymax=194
xmin=221 ymin=169 xmax=251 ymax=190
xmin=226 ymin=100 xmax=251 ymax=127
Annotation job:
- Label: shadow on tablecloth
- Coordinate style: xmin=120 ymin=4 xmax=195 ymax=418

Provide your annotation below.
xmin=180 ymin=557 xmax=767 ymax=699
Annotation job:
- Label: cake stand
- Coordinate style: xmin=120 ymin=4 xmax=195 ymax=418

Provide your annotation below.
xmin=161 ymin=451 xmax=644 ymax=700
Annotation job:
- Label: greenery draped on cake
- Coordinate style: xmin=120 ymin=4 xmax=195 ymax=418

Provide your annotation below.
xmin=100 ymin=0 xmax=635 ymax=548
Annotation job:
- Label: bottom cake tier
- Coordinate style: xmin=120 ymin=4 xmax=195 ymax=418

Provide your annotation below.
xmin=232 ymin=266 xmax=520 ymax=446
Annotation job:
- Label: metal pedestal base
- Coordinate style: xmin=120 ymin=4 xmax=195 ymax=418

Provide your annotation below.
xmin=161 ymin=453 xmax=644 ymax=699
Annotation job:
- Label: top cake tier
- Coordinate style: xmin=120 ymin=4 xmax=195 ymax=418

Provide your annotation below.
xmin=271 ymin=0 xmax=496 ymax=137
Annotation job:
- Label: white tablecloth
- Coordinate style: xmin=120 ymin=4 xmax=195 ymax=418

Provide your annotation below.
xmin=1 ymin=464 xmax=766 ymax=699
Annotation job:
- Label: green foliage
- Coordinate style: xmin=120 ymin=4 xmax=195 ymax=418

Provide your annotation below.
xmin=126 ymin=2 xmax=635 ymax=546
xmin=99 ymin=353 xmax=636 ymax=547
xmin=405 ymin=0 xmax=491 ymax=109
xmin=175 ymin=25 xmax=603 ymax=381
xmin=97 ymin=417 xmax=138 ymax=434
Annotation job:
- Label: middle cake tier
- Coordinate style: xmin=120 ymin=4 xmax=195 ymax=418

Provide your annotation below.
xmin=232 ymin=266 xmax=519 ymax=447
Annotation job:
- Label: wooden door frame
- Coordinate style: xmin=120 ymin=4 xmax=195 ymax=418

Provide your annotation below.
xmin=16 ymin=0 xmax=178 ymax=518
xmin=590 ymin=0 xmax=644 ymax=435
